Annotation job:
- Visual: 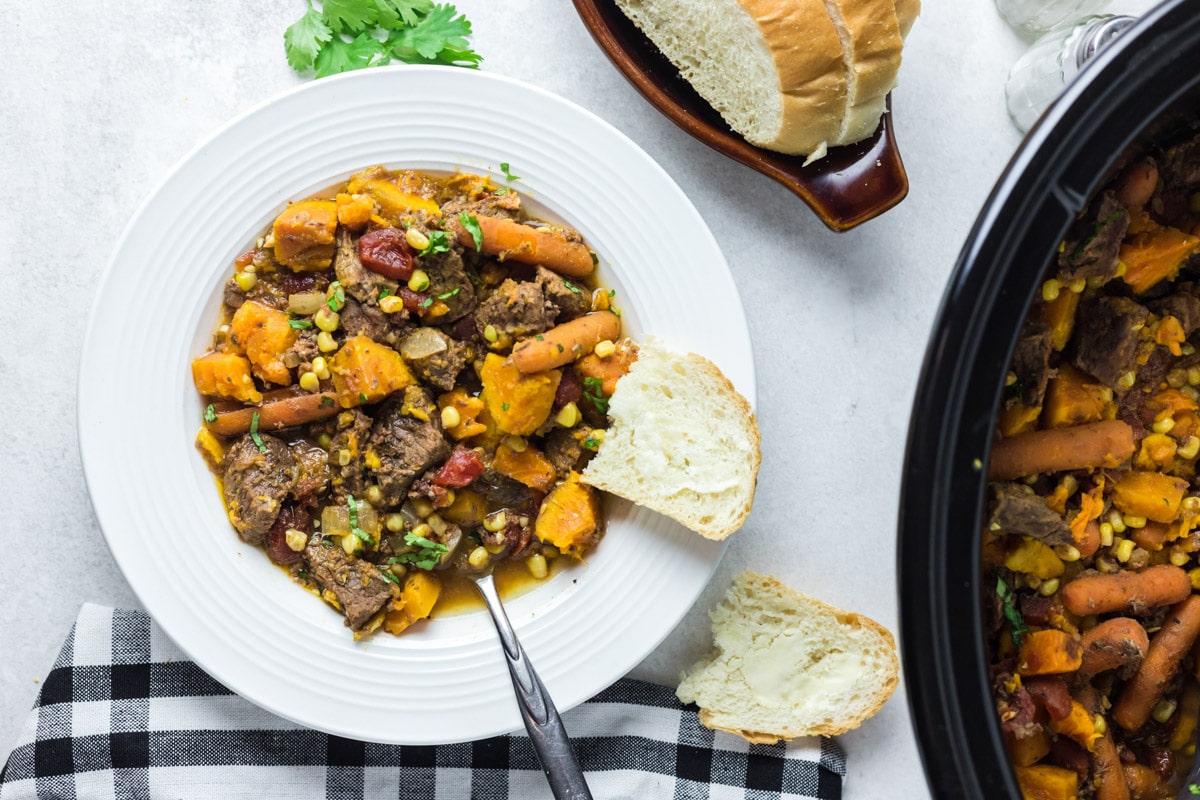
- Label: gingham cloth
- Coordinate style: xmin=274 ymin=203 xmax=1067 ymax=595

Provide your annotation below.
xmin=0 ymin=605 xmax=845 ymax=799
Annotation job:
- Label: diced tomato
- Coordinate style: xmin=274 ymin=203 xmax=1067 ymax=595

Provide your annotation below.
xmin=358 ymin=228 xmax=414 ymax=280
xmin=433 ymin=448 xmax=485 ymax=487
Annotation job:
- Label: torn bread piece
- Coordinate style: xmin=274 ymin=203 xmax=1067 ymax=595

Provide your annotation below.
xmin=580 ymin=340 xmax=759 ymax=540
xmin=677 ymin=571 xmax=900 ymax=742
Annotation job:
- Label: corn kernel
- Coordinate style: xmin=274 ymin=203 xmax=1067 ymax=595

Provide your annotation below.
xmin=485 ymin=542 xmax=507 ymax=555
xmin=1099 ymin=522 xmax=1114 ymax=547
xmin=1186 ymin=386 xmax=1200 ymax=402
xmin=325 ymin=282 xmax=344 ymax=311
xmin=341 ymin=534 xmax=362 ymax=555
xmin=412 ymin=499 xmax=434 ymax=518
xmin=1109 ymin=510 xmax=1126 ymax=534
xmin=1041 ymin=279 xmax=1061 ymax=302
xmin=1069 ymin=277 xmax=1086 ymax=293
xmin=1185 ymin=496 xmax=1200 ymax=511
xmin=1152 ymin=699 xmax=1178 ymax=724
xmin=483 ymin=324 xmax=499 ymax=343
xmin=379 ymin=295 xmax=404 ymax=314
xmin=1185 ymin=343 xmax=1198 ymax=356
xmin=299 ymin=371 xmax=320 ymax=392
xmin=365 ymin=486 xmax=383 ymax=507
xmin=385 ymin=514 xmax=405 ymax=534
xmin=1171 ymin=548 xmax=1191 ymax=567
xmin=593 ymin=339 xmax=616 ymax=359
xmin=1181 ymin=437 xmax=1200 ymax=460
xmin=389 ymin=563 xmax=406 ymax=579
xmin=555 ymin=402 xmax=581 ymax=428
xmin=312 ymin=356 xmax=331 ymax=380
xmin=426 ymin=513 xmax=447 ymax=536
xmin=317 ymin=331 xmax=337 ymax=352
xmin=235 ymin=271 xmax=257 ymax=291
xmin=408 ymin=270 xmax=431 ymax=292
xmin=285 ymin=528 xmax=308 ymax=552
xmin=317 ymin=433 xmax=332 ymax=450
xmin=1054 ymin=544 xmax=1082 ymax=562
xmin=1096 ymin=555 xmax=1119 ymax=574
xmin=1115 ymin=538 xmax=1135 ymax=563
xmin=483 ymin=512 xmax=507 ymax=533
xmin=1124 ymin=515 xmax=1147 ymax=530
xmin=411 ymin=523 xmax=432 ymax=539
xmin=1038 ymin=578 xmax=1060 ymax=596
xmin=1153 ymin=416 xmax=1176 ymax=434
xmin=405 ymin=228 xmax=431 ymax=251
xmin=441 ymin=406 xmax=461 ymax=429
xmin=315 ymin=307 xmax=340 ymax=332
xmin=1026 ymin=576 xmax=1042 ymax=589
xmin=526 ymin=554 xmax=548 ymax=579
xmin=1093 ymin=715 xmax=1107 ymax=735
xmin=1005 ymin=371 xmax=1018 ymax=387
xmin=588 ymin=429 xmax=605 ymax=447
xmin=1169 ymin=368 xmax=1188 ymax=388
xmin=503 ymin=435 xmax=527 ymax=453
xmin=1117 ymin=371 xmax=1137 ymax=390
xmin=1190 ymin=568 xmax=1200 ymax=590
xmin=468 ymin=546 xmax=490 ymax=570
xmin=542 ymin=545 xmax=560 ymax=559
xmin=1190 ymin=367 xmax=1200 ymax=386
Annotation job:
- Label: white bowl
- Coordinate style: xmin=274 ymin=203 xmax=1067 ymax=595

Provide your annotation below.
xmin=78 ymin=65 xmax=754 ymax=744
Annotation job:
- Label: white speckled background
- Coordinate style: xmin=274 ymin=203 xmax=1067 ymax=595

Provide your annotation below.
xmin=0 ymin=0 xmax=1157 ymax=795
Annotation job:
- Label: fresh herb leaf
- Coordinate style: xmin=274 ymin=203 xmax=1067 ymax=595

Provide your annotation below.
xmin=347 ymin=495 xmax=375 ymax=546
xmin=582 ymin=377 xmax=609 ymax=415
xmin=1005 ymin=380 xmax=1024 ymax=402
xmin=436 ymin=287 xmax=460 ymax=300
xmin=1067 ymin=210 xmax=1125 ymax=264
xmin=314 ymin=31 xmax=390 ymax=78
xmin=419 ymin=296 xmax=434 ymax=309
xmin=493 ymin=187 xmax=509 ymax=196
xmin=203 ymin=404 xmax=217 ymax=424
xmin=501 ymin=402 xmax=510 ymax=411
xmin=996 ymin=576 xmax=1028 ymax=647
xmin=297 ymin=568 xmax=309 ymax=580
xmin=562 ymin=280 xmax=582 ymax=294
xmin=284 ymin=0 xmax=334 ymax=71
xmin=288 ymin=318 xmax=314 ymax=329
xmin=607 ymin=289 xmax=615 ymax=298
xmin=499 ymin=162 xmax=519 ymax=182
xmin=418 ymin=230 xmax=451 ymax=257
xmin=1189 ymin=784 xmax=1200 ymax=796
xmin=458 ymin=211 xmax=483 ymax=251
xmin=393 ymin=530 xmax=449 ymax=569
xmin=378 ymin=287 xmax=391 ymax=300
xmin=321 ymin=396 xmax=335 ymax=408
xmin=583 ymin=435 xmax=599 ymax=451
xmin=556 ymin=343 xmax=564 ymax=353
xmin=388 ymin=4 xmax=474 ymax=62
xmin=591 ymin=252 xmax=599 ymax=266
xmin=322 ymin=0 xmax=378 ymax=33
xmin=250 ymin=412 xmax=267 ymax=454
xmin=327 ymin=282 xmax=345 ymax=310
xmin=359 ymin=392 xmax=369 ymax=404
xmin=380 ymin=570 xmax=403 ymax=585
xmin=390 ymin=0 xmax=434 ymax=25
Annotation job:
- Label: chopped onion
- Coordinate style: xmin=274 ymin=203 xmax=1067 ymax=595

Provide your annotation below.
xmin=288 ymin=292 xmax=326 ymax=315
xmin=400 ymin=328 xmax=448 ymax=361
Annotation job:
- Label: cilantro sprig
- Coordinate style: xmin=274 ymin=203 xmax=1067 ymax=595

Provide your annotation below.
xmin=250 ymin=412 xmax=268 ymax=454
xmin=995 ymin=576 xmax=1028 ymax=647
xmin=458 ymin=212 xmax=483 ymax=251
xmin=582 ymin=376 xmax=609 ymax=416
xmin=393 ymin=531 xmax=450 ymax=570
xmin=418 ymin=230 xmax=452 ymax=257
xmin=499 ymin=162 xmax=520 ymax=182
xmin=284 ymin=0 xmax=481 ymax=78
xmin=347 ymin=495 xmax=375 ymax=546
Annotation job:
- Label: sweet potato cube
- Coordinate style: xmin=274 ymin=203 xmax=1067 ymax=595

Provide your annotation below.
xmin=329 ymin=335 xmax=415 ymax=408
xmin=480 ymin=353 xmax=561 ymax=436
xmin=335 ymin=192 xmax=375 ymax=232
xmin=437 ymin=388 xmax=488 ymax=441
xmin=1037 ymin=290 xmax=1080 ymax=352
xmin=382 ymin=572 xmax=441 ymax=635
xmin=1042 ymin=363 xmax=1107 ymax=430
xmin=1048 ymin=700 xmax=1099 ymax=750
xmin=999 ymin=401 xmax=1041 ymax=437
xmin=1013 ymin=765 xmax=1079 ymax=800
xmin=1004 ymin=539 xmax=1065 ymax=580
xmin=1111 ymin=470 xmax=1189 ymax=523
xmin=493 ymin=443 xmax=558 ymax=492
xmin=272 ymin=199 xmax=338 ymax=270
xmin=191 ymin=351 xmax=263 ymax=403
xmin=575 ymin=338 xmax=638 ymax=397
xmin=1017 ymin=629 xmax=1082 ymax=676
xmin=1003 ymin=725 xmax=1051 ymax=767
xmin=1120 ymin=226 xmax=1200 ymax=294
xmin=534 ymin=473 xmax=600 ymax=557
xmin=229 ymin=301 xmax=296 ymax=386
xmin=360 ymin=179 xmax=441 ymax=223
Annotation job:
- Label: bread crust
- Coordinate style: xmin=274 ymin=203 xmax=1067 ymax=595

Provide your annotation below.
xmin=827 ymin=0 xmax=903 ymax=144
xmin=894 ymin=0 xmax=921 ymax=38
xmin=681 ymin=572 xmax=900 ymax=742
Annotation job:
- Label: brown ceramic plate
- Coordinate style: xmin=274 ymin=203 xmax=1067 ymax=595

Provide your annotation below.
xmin=572 ymin=0 xmax=909 ymax=232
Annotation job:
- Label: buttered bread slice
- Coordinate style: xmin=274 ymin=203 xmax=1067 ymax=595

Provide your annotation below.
xmin=677 ymin=571 xmax=899 ymax=742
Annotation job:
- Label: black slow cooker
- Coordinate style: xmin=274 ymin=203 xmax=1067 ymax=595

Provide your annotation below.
xmin=899 ymin=1 xmax=1200 ymax=796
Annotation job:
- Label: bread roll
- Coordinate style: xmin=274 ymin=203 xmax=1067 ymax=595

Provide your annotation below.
xmin=825 ymin=0 xmax=904 ymax=145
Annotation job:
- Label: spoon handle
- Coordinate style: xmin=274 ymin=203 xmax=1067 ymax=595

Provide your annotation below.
xmin=474 ymin=573 xmax=593 ymax=800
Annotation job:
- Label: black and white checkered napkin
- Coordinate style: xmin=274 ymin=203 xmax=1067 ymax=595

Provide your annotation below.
xmin=0 ymin=605 xmax=845 ymax=799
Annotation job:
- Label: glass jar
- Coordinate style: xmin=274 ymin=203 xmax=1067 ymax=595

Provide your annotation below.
xmin=1005 ymin=15 xmax=1136 ymax=133
xmin=995 ymin=0 xmax=1114 ymax=37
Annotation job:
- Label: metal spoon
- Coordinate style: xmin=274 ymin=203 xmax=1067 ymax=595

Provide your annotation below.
xmin=472 ymin=571 xmax=593 ymax=800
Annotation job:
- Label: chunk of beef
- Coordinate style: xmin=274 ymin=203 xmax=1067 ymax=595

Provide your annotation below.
xmin=265 ymin=505 xmax=311 ymax=566
xmin=474 ymin=279 xmax=551 ymax=349
xmin=304 ymin=542 xmax=392 ymax=630
xmin=1010 ymin=321 xmax=1053 ymax=407
xmin=222 ymin=434 xmax=298 ymax=545
xmin=442 ymin=191 xmax=522 ymax=220
xmin=1057 ymin=191 xmax=1130 ymax=282
xmin=340 ymin=297 xmax=400 ymax=346
xmin=989 ymin=483 xmax=1071 ymax=546
xmin=1151 ymin=287 xmax=1200 ymax=336
xmin=399 ymin=328 xmax=472 ymax=391
xmin=543 ymin=427 xmax=594 ymax=475
xmin=472 ymin=467 xmax=537 ymax=513
xmin=328 ymin=409 xmax=372 ymax=503
xmin=1159 ymin=133 xmax=1200 ymax=189
xmin=284 ymin=331 xmax=319 ymax=369
xmin=369 ymin=387 xmax=451 ymax=507
xmin=1070 ymin=295 xmax=1150 ymax=386
xmin=1018 ymin=594 xmax=1064 ymax=627
xmin=537 ymin=266 xmax=591 ymax=322
xmin=291 ymin=441 xmax=330 ymax=504
xmin=1139 ymin=344 xmax=1174 ymax=391
xmin=422 ymin=249 xmax=477 ymax=322
xmin=334 ymin=229 xmax=397 ymax=304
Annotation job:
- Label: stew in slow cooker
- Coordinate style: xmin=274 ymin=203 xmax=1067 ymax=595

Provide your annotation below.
xmin=191 ymin=166 xmax=636 ymax=639
xmin=987 ymin=131 xmax=1200 ymax=799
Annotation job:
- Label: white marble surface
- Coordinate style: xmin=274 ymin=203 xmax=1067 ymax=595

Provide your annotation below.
xmin=0 ymin=0 xmax=1158 ymax=796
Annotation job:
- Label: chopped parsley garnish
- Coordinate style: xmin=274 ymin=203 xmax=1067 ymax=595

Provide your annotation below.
xmin=501 ymin=402 xmax=510 ymax=411
xmin=556 ymin=343 xmax=564 ymax=353
xmin=392 ymin=531 xmax=449 ymax=569
xmin=347 ymin=494 xmax=375 ymax=546
xmin=320 ymin=396 xmax=335 ymax=408
xmin=493 ymin=187 xmax=509 ymax=195
xmin=419 ymin=230 xmax=452 ymax=257
xmin=250 ymin=412 xmax=268 ymax=453
xmin=378 ymin=287 xmax=391 ymax=300
xmin=436 ymin=287 xmax=460 ymax=300
xmin=562 ymin=279 xmax=582 ymax=294
xmin=535 ymin=334 xmax=544 ymax=341
xmin=591 ymin=252 xmax=599 ymax=266
xmin=996 ymin=576 xmax=1028 ymax=647
xmin=203 ymin=404 xmax=217 ymax=424
xmin=297 ymin=569 xmax=309 ymax=580
xmin=419 ymin=296 xmax=434 ymax=309
xmin=380 ymin=570 xmax=403 ymax=585
xmin=327 ymin=281 xmax=345 ymax=311
xmin=1188 ymin=784 xmax=1200 ymax=796
xmin=288 ymin=318 xmax=314 ymax=329
xmin=582 ymin=376 xmax=608 ymax=415
xmin=607 ymin=289 xmax=615 ymax=298
xmin=1005 ymin=380 xmax=1024 ymax=402
xmin=359 ymin=392 xmax=369 ymax=404
xmin=499 ymin=162 xmax=520 ymax=182
xmin=583 ymin=435 xmax=599 ymax=451
xmin=284 ymin=0 xmax=481 ymax=78
xmin=458 ymin=212 xmax=483 ymax=251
